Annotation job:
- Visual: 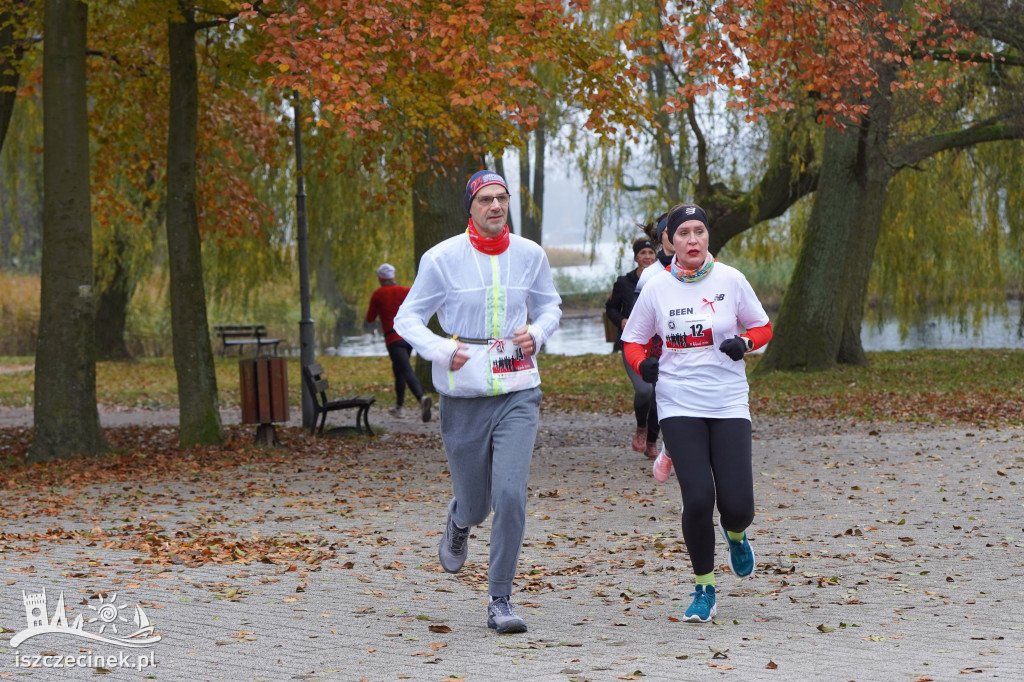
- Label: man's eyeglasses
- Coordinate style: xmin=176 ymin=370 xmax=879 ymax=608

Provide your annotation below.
xmin=475 ymin=193 xmax=510 ymax=207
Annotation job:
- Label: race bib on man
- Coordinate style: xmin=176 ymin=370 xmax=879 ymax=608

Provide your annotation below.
xmin=663 ymin=313 xmax=715 ymax=353
xmin=487 ymin=338 xmax=539 ymax=392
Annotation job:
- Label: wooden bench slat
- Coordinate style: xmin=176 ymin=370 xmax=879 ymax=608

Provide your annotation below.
xmin=301 ymin=365 xmax=375 ymax=436
xmin=213 ymin=324 xmax=282 ymax=356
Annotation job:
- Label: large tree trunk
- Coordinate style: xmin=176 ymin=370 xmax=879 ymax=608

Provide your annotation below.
xmin=29 ymin=0 xmax=105 ymax=462
xmin=759 ymin=16 xmax=902 ymax=372
xmin=166 ymin=14 xmax=222 ymax=446
xmin=759 ymin=120 xmax=892 ymax=371
xmin=411 ymin=153 xmax=478 ymax=392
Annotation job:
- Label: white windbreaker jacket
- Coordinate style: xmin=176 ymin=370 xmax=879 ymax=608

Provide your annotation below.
xmin=394 ymin=231 xmax=562 ymax=398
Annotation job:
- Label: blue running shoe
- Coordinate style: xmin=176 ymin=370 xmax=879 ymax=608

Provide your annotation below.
xmin=683 ymin=584 xmax=716 ymax=623
xmin=719 ymin=517 xmax=755 ymax=578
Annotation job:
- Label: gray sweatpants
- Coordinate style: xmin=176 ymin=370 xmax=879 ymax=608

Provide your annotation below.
xmin=439 ymin=387 xmax=542 ymax=597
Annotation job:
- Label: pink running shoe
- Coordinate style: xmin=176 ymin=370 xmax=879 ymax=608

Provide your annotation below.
xmin=652 ymin=446 xmax=673 ymax=482
xmin=631 ymin=426 xmax=647 ymax=453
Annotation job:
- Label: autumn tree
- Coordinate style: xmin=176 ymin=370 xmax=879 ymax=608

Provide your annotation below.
xmin=83 ymin=8 xmax=165 ymax=360
xmin=77 ymin=2 xmax=285 ymax=370
xmin=752 ymin=0 xmax=1024 ymax=369
xmin=868 ymin=1 xmax=1024 ymax=335
xmin=154 ymin=0 xmax=282 ymax=445
xmin=573 ymin=4 xmax=820 ymax=257
xmin=251 ymin=0 xmax=652 ymax=391
xmin=160 ymin=4 xmax=226 ymax=444
xmin=255 ymin=0 xmax=647 ymax=251
xmin=588 ymin=0 xmax=1024 ymax=370
xmin=30 ymin=0 xmax=105 ymax=461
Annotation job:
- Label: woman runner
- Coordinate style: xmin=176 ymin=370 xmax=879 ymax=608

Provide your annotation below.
xmin=621 ymin=202 xmax=773 ymax=623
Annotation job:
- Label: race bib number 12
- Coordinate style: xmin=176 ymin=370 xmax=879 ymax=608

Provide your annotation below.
xmin=663 ymin=314 xmax=715 ymax=353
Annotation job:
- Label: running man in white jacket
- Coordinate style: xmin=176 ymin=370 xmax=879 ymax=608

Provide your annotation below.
xmin=394 ymin=170 xmax=561 ymax=634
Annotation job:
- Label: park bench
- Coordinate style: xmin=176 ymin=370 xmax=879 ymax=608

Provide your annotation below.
xmin=213 ymin=324 xmax=283 ymax=357
xmin=301 ymin=362 xmax=375 ymax=436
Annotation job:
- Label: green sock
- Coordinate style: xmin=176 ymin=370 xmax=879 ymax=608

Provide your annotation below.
xmin=695 ymin=572 xmax=715 ymax=587
xmin=727 ymin=529 xmax=745 ymax=542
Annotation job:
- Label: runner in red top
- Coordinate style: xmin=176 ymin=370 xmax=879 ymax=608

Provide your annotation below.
xmin=366 ymin=263 xmax=432 ymax=422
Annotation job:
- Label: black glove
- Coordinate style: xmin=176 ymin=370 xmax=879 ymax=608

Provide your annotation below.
xmin=639 ymin=357 xmax=660 ymax=384
xmin=719 ymin=335 xmax=747 ymax=361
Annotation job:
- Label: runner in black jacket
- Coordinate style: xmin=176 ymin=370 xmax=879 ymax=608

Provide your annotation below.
xmin=606 ymin=236 xmax=659 ymax=458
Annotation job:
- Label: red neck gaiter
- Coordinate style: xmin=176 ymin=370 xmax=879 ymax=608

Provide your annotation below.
xmin=466 ymin=218 xmax=510 ymax=255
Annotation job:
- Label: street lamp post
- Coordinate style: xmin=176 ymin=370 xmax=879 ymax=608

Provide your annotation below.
xmin=293 ymin=89 xmax=315 ymax=430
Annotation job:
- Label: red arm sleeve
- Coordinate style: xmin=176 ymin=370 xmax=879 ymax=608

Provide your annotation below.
xmin=742 ymin=321 xmax=772 ymax=351
xmin=623 ymin=342 xmax=647 ymax=374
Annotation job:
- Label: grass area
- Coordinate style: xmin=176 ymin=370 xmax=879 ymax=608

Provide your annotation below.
xmin=2 ymin=349 xmax=1022 ymax=426
xmin=0 ymin=356 xmax=396 ymax=411
xmin=747 ymin=350 xmax=1024 ymax=424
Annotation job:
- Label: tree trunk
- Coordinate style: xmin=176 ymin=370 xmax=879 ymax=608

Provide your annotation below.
xmin=166 ymin=14 xmax=222 ymax=446
xmin=29 ymin=0 xmax=105 ymax=462
xmin=94 ymin=230 xmax=135 ymax=361
xmin=646 ymin=38 xmax=681 ymax=204
xmin=530 ymin=120 xmax=546 ymax=243
xmin=494 ymin=154 xmax=513 ymax=234
xmin=0 ymin=0 xmax=26 ymax=156
xmin=517 ymin=138 xmax=533 ymax=238
xmin=411 ymin=154 xmax=478 ymax=392
xmin=517 ymin=122 xmax=545 ymax=244
xmin=759 ymin=121 xmax=893 ymax=371
xmin=313 ymin=246 xmax=349 ymax=341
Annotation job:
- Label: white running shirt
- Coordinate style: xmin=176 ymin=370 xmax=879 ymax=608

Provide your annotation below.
xmin=621 ymin=264 xmax=769 ymax=420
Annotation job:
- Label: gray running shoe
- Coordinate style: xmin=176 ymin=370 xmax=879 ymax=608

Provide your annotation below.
xmin=438 ymin=513 xmax=469 ymax=573
xmin=487 ymin=595 xmax=527 ymax=634
xmin=420 ymin=395 xmax=433 ymax=422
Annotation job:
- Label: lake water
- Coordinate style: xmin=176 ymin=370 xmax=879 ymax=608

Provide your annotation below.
xmin=334 ymin=242 xmax=1023 ymax=357
xmin=334 ymin=303 xmax=1023 ymax=357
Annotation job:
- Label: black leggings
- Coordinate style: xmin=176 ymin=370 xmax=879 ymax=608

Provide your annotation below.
xmin=660 ymin=416 xmax=754 ymax=576
xmin=386 ymin=340 xmax=424 ymax=407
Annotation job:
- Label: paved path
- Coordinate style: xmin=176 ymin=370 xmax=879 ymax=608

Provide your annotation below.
xmin=1 ymin=408 xmax=1022 ymax=680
